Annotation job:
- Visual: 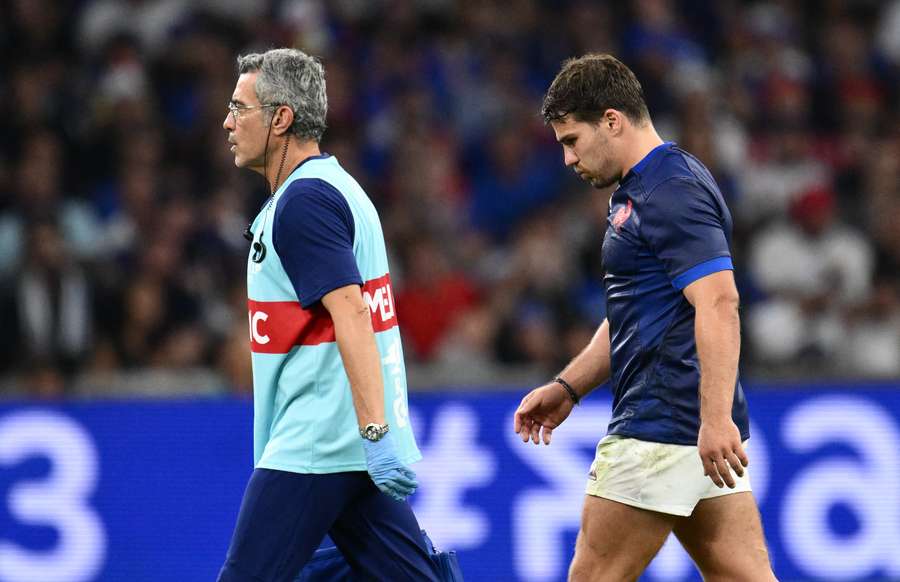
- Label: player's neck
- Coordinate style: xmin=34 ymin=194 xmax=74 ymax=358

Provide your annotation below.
xmin=620 ymin=124 xmax=665 ymax=177
xmin=266 ymin=138 xmax=322 ymax=194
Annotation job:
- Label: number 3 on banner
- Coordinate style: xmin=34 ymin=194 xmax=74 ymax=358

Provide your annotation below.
xmin=0 ymin=410 xmax=106 ymax=582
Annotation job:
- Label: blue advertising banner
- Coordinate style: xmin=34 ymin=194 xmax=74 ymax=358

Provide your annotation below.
xmin=1 ymin=385 xmax=900 ymax=581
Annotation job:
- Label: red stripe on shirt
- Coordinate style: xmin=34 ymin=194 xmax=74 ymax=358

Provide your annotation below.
xmin=248 ymin=274 xmax=398 ymax=353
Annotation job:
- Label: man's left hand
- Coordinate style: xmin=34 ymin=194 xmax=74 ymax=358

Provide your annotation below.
xmin=363 ymin=431 xmax=418 ymax=501
xmin=697 ymin=419 xmax=749 ymax=488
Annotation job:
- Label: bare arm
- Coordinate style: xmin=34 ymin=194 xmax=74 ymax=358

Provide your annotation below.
xmin=683 ymin=270 xmax=749 ymax=487
xmin=557 ymin=319 xmax=611 ymax=399
xmin=321 ymin=284 xmax=384 ymax=428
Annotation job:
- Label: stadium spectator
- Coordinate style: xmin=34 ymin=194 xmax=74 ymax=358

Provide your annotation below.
xmin=842 ymin=275 xmax=900 ymax=378
xmin=877 ymin=0 xmax=900 ymax=65
xmin=0 ymin=218 xmax=93 ymax=384
xmin=394 ymin=236 xmax=480 ymax=361
xmin=0 ymin=130 xmax=102 ymax=275
xmin=467 ymin=117 xmax=564 ymax=241
xmin=747 ymin=186 xmax=875 ymax=370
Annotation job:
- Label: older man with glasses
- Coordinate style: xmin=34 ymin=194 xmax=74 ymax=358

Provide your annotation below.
xmin=217 ymin=48 xmax=439 ymax=582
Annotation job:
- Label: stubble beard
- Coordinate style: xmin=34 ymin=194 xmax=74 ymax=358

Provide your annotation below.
xmin=582 ymin=141 xmax=621 ymax=189
xmin=588 ymin=174 xmax=620 ymax=189
xmin=583 ymin=166 xmax=622 ymax=189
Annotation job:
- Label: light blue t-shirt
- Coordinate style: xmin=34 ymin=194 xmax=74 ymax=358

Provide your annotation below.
xmin=246 ymin=154 xmax=421 ymax=473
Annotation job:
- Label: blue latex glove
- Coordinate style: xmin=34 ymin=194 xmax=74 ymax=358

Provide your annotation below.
xmin=363 ymin=431 xmax=418 ymax=501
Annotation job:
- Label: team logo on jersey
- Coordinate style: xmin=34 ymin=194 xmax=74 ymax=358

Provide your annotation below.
xmin=611 ymin=199 xmax=633 ymax=232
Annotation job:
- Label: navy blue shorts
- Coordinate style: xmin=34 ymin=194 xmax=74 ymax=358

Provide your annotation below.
xmin=217 ymin=468 xmax=440 ymax=582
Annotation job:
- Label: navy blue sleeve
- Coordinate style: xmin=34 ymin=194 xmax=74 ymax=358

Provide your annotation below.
xmin=640 ymin=178 xmax=733 ymax=290
xmin=273 ymin=178 xmax=362 ymax=308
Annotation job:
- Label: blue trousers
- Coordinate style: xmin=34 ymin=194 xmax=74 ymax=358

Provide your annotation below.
xmin=217 ymin=468 xmax=439 ymax=582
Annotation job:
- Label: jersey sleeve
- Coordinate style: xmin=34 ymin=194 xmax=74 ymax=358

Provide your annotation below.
xmin=640 ymin=177 xmax=733 ymax=290
xmin=273 ymin=178 xmax=363 ymax=308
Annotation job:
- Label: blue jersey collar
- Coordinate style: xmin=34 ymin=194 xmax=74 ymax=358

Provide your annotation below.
xmin=292 ymin=152 xmax=331 ymax=173
xmin=276 ymin=153 xmax=332 ymax=192
xmin=628 ymin=141 xmax=675 ymax=177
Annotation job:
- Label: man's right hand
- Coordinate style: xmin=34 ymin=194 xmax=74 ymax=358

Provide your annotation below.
xmin=513 ymin=382 xmax=576 ymax=445
xmin=363 ymin=432 xmax=418 ymax=501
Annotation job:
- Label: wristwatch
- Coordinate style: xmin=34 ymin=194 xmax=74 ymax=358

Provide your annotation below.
xmin=360 ymin=423 xmax=390 ymax=442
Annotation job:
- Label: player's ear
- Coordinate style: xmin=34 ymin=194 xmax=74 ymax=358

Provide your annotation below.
xmin=272 ymin=105 xmax=295 ymax=136
xmin=605 ymin=109 xmax=624 ymax=136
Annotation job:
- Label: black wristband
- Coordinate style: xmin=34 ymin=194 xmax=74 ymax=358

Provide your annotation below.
xmin=554 ymin=376 xmax=580 ymax=405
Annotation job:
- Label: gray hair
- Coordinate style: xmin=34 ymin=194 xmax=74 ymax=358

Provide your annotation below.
xmin=237 ymin=48 xmax=328 ymax=142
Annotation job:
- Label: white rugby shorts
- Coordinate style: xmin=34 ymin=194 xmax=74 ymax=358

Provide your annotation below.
xmin=585 ymin=434 xmax=752 ymax=516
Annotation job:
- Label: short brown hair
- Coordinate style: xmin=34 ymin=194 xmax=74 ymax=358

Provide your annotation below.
xmin=541 ymin=54 xmax=649 ymax=124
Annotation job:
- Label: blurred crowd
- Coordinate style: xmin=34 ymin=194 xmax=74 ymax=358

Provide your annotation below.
xmin=1 ymin=0 xmax=898 ymax=398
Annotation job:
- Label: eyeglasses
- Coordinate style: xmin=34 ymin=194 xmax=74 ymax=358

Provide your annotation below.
xmin=226 ymin=102 xmax=279 ymax=122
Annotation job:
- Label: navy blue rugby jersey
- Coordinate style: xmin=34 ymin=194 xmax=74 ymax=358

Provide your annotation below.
xmin=601 ymin=142 xmax=750 ymax=445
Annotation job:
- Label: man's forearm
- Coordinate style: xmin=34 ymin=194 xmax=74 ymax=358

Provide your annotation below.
xmin=557 ymin=319 xmax=612 ymax=399
xmin=695 ymin=298 xmax=741 ymax=422
xmin=332 ymin=307 xmax=386 ymax=428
